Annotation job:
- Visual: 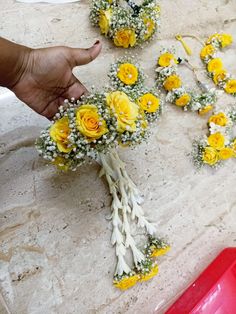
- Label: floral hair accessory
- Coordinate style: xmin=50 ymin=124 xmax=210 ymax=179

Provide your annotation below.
xmin=200 ymin=33 xmax=236 ymax=96
xmin=90 ymin=0 xmax=160 ymax=48
xmin=192 ymin=106 xmax=236 ymax=168
xmin=36 ymin=58 xmax=169 ymax=290
xmin=156 ymin=49 xmax=218 ymax=114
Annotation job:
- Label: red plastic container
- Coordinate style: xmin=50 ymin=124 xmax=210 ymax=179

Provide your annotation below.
xmin=165 ymin=248 xmax=236 ymax=314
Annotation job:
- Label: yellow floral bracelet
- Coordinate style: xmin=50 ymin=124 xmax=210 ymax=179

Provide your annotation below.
xmin=192 ymin=107 xmax=236 ymax=168
xmin=200 ymin=33 xmax=236 ymax=96
xmin=90 ymin=0 xmax=160 ymax=48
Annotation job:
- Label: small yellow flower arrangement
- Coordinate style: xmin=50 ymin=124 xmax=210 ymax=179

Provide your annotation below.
xmin=201 ymin=33 xmax=236 ymax=96
xmin=90 ymin=0 xmax=161 ymax=48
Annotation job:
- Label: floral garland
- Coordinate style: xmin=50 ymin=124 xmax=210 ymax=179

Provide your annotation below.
xmin=156 ymin=50 xmax=218 ymax=114
xmin=200 ymin=33 xmax=236 ymax=96
xmin=192 ymin=107 xmax=236 ymax=168
xmin=90 ymin=0 xmax=160 ymax=48
xmin=36 ymin=58 xmax=169 ymax=290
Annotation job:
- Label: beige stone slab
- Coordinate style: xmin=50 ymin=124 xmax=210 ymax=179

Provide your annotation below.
xmin=0 ymin=0 xmax=236 ymax=313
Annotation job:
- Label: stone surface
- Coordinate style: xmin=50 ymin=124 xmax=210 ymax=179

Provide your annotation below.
xmin=0 ymin=0 xmax=236 ymax=313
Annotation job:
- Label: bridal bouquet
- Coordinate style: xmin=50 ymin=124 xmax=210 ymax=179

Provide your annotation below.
xmin=36 ymin=58 xmax=170 ymax=290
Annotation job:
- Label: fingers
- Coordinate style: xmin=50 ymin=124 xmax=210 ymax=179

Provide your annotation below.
xmin=70 ymin=40 xmax=102 ymax=67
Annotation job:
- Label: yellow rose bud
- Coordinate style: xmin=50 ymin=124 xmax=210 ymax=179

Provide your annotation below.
xmin=143 ymin=17 xmax=155 ymax=40
xmin=200 ymin=44 xmax=215 ymax=59
xmin=219 ymin=33 xmax=233 ymax=48
xmin=113 ymin=28 xmax=136 ymax=48
xmin=213 ymin=69 xmax=227 ymax=85
xmin=219 ymin=147 xmax=234 ymax=160
xmin=198 ymin=105 xmax=213 ymax=115
xmin=99 ymin=9 xmax=112 ymax=36
xmin=139 ymin=264 xmax=159 ymax=282
xmin=138 ymin=93 xmax=160 ymax=113
xmin=202 ymin=146 xmax=219 ymax=166
xmin=175 ymin=93 xmax=191 ymax=107
xmin=113 ymin=274 xmax=139 ymax=290
xmin=50 ymin=117 xmax=73 ymax=153
xmin=106 ymin=91 xmax=139 ymax=133
xmin=52 ymin=156 xmax=69 ymax=171
xmin=208 ymin=112 xmax=228 ymax=127
xmin=117 ymin=63 xmax=138 ymax=85
xmin=76 ymin=104 xmax=108 ymax=141
xmin=207 ymin=58 xmax=223 ymax=73
xmin=207 ymin=132 xmax=225 ymax=149
xmin=150 ymin=246 xmax=170 ymax=258
xmin=158 ymin=52 xmax=177 ymax=67
xmin=163 ymin=75 xmax=182 ymax=91
xmin=224 ymin=79 xmax=236 ymax=94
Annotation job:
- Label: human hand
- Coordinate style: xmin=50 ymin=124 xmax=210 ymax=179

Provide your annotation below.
xmin=11 ymin=40 xmax=102 ymax=119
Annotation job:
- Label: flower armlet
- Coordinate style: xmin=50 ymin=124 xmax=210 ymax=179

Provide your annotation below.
xmin=192 ymin=106 xmax=236 ymax=169
xmin=156 ymin=49 xmax=218 ymax=114
xmin=201 ymin=33 xmax=236 ymax=96
xmin=90 ymin=0 xmax=160 ymax=48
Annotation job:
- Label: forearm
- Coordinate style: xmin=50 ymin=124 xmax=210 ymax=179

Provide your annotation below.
xmin=0 ymin=37 xmax=32 ymax=89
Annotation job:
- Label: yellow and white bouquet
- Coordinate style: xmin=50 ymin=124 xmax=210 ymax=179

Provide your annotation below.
xmin=90 ymin=0 xmax=160 ymax=48
xmin=200 ymin=33 xmax=236 ymax=96
xmin=156 ymin=50 xmax=218 ymax=115
xmin=192 ymin=107 xmax=236 ymax=168
xmin=36 ymin=58 xmax=169 ymax=290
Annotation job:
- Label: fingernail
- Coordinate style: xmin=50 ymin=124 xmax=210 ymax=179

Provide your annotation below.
xmin=94 ymin=40 xmax=100 ymax=45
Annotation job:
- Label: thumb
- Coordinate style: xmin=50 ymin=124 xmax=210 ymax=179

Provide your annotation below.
xmin=70 ymin=40 xmax=102 ymax=67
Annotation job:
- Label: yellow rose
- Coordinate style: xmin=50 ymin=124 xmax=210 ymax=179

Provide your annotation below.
xmin=207 ymin=132 xmax=225 ymax=149
xmin=113 ymin=29 xmax=136 ymax=48
xmin=99 ymin=9 xmax=112 ymax=36
xmin=158 ymin=52 xmax=177 ymax=67
xmin=200 ymin=44 xmax=215 ymax=59
xmin=106 ymin=91 xmax=139 ymax=133
xmin=219 ymin=33 xmax=233 ymax=48
xmin=113 ymin=274 xmax=139 ymax=290
xmin=139 ymin=264 xmax=159 ymax=282
xmin=208 ymin=112 xmax=228 ymax=126
xmin=175 ymin=93 xmax=191 ymax=107
xmin=138 ymin=93 xmax=160 ymax=113
xmin=198 ymin=105 xmax=213 ymax=115
xmin=52 ymin=156 xmax=69 ymax=171
xmin=143 ymin=17 xmax=155 ymax=40
xmin=219 ymin=147 xmax=234 ymax=160
xmin=213 ymin=69 xmax=227 ymax=85
xmin=76 ymin=104 xmax=108 ymax=141
xmin=224 ymin=79 xmax=236 ymax=94
xmin=50 ymin=117 xmax=73 ymax=153
xmin=207 ymin=58 xmax=223 ymax=73
xmin=117 ymin=63 xmax=138 ymax=85
xmin=202 ymin=147 xmax=219 ymax=165
xmin=163 ymin=75 xmax=182 ymax=91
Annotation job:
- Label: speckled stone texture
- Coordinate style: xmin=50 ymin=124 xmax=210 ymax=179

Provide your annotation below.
xmin=0 ymin=0 xmax=236 ymax=313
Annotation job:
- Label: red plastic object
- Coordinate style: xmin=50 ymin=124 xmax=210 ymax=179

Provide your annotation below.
xmin=165 ymin=248 xmax=236 ymax=314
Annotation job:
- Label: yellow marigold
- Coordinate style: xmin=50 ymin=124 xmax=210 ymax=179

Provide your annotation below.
xmin=50 ymin=117 xmax=72 ymax=153
xmin=207 ymin=132 xmax=225 ymax=149
xmin=113 ymin=29 xmax=136 ymax=48
xmin=163 ymin=75 xmax=182 ymax=91
xmin=219 ymin=33 xmax=233 ymax=48
xmin=143 ymin=17 xmax=155 ymax=40
xmin=198 ymin=105 xmax=213 ymax=115
xmin=202 ymin=147 xmax=219 ymax=165
xmin=139 ymin=264 xmax=159 ymax=282
xmin=76 ymin=104 xmax=108 ymax=141
xmin=113 ymin=274 xmax=139 ymax=290
xmin=150 ymin=246 xmax=170 ymax=258
xmin=208 ymin=112 xmax=228 ymax=127
xmin=207 ymin=58 xmax=223 ymax=73
xmin=224 ymin=79 xmax=236 ymax=94
xmin=200 ymin=44 xmax=215 ymax=59
xmin=99 ymin=9 xmax=112 ymax=36
xmin=138 ymin=93 xmax=160 ymax=113
xmin=106 ymin=91 xmax=139 ymax=133
xmin=175 ymin=94 xmax=191 ymax=107
xmin=52 ymin=156 xmax=69 ymax=171
xmin=213 ymin=69 xmax=227 ymax=85
xmin=219 ymin=147 xmax=234 ymax=160
xmin=117 ymin=63 xmax=138 ymax=85
xmin=158 ymin=52 xmax=177 ymax=67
